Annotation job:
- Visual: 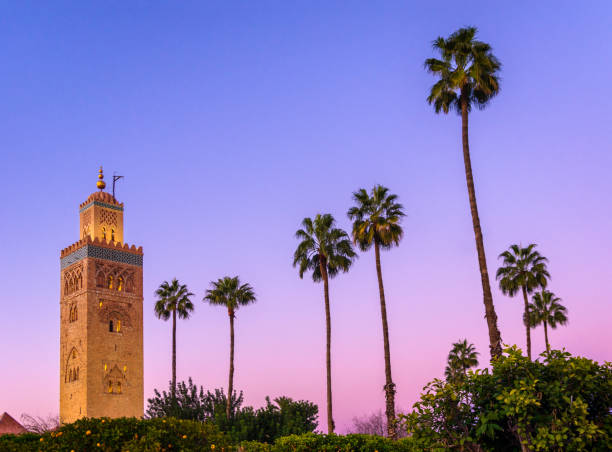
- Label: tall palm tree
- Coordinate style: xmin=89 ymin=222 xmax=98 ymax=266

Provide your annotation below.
xmin=444 ymin=339 xmax=479 ymax=385
xmin=203 ymin=276 xmax=257 ymax=420
xmin=528 ymin=290 xmax=568 ymax=353
xmin=154 ymin=278 xmax=195 ymax=397
xmin=425 ymin=26 xmax=503 ymax=359
xmin=293 ymin=213 xmax=356 ymax=434
xmin=347 ymin=185 xmax=404 ymax=438
xmin=496 ymin=244 xmax=550 ymax=360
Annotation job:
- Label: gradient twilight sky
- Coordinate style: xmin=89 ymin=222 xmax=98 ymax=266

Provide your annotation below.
xmin=1 ymin=1 xmax=611 ymax=433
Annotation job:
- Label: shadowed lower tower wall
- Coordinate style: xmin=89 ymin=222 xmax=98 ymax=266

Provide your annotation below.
xmin=59 ymin=172 xmax=143 ymax=423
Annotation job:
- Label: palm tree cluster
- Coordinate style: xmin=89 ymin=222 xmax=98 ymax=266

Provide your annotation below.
xmin=496 ymin=244 xmax=568 ymax=359
xmin=293 ymin=186 xmax=405 ymax=437
xmin=154 ymin=276 xmax=256 ymax=421
xmin=151 ymin=26 xmax=570 ymax=439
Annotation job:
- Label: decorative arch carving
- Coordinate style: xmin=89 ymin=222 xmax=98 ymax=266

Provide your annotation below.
xmin=63 ymin=265 xmax=83 ymax=296
xmin=103 ymin=364 xmax=126 ymax=395
xmin=94 ymin=263 xmax=135 ymax=293
xmin=65 ymin=347 xmax=80 ymax=383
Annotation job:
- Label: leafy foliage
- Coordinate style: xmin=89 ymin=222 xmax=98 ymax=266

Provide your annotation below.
xmin=402 ymin=346 xmax=612 ymax=451
xmin=146 ymin=379 xmax=318 ymax=444
xmin=0 ymin=417 xmax=230 ymax=451
xmin=154 ymin=278 xmax=195 ymax=321
xmin=444 ymin=339 xmax=479 ymax=385
xmin=347 ymin=185 xmax=405 ymax=252
xmin=146 ymin=378 xmax=244 ymax=421
xmin=425 ymin=26 xmax=501 ymax=114
xmin=203 ymin=276 xmax=257 ymax=314
xmin=293 ymin=213 xmax=356 ymax=282
xmin=270 ymin=433 xmax=418 ymax=451
xmin=528 ymin=290 xmax=568 ymax=352
xmin=496 ymin=244 xmax=550 ymax=298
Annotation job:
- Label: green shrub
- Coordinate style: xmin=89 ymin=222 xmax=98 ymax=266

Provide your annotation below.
xmin=270 ymin=433 xmax=418 ymax=452
xmin=402 ymin=347 xmax=612 ymax=451
xmin=0 ymin=417 xmax=230 ymax=452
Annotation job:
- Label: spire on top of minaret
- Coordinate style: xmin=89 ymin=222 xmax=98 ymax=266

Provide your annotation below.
xmin=97 ymin=166 xmax=106 ymax=191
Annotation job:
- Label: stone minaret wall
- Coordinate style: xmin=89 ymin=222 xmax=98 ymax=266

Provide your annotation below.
xmin=60 ymin=189 xmax=143 ymax=424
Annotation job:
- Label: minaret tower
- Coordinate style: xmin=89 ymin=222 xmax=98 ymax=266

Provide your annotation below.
xmin=59 ymin=167 xmax=143 ymax=423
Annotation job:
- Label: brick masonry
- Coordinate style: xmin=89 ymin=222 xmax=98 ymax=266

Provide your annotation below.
xmin=59 ymin=190 xmax=143 ymax=424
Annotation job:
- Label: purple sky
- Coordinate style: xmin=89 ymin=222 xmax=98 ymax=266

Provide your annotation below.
xmin=1 ymin=2 xmax=611 ymax=432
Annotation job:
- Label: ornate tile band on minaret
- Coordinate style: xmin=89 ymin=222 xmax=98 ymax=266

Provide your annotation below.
xmin=61 ymin=245 xmax=143 ymax=269
xmin=79 ymin=200 xmax=125 ymax=213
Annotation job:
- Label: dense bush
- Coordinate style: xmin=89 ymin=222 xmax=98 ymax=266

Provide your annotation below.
xmin=402 ymin=346 xmax=612 ymax=451
xmin=269 ymin=433 xmax=417 ymax=451
xmin=0 ymin=417 xmax=230 ymax=451
xmin=147 ymin=379 xmax=318 ymax=443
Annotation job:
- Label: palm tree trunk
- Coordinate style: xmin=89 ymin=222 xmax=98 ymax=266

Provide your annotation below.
xmin=172 ymin=308 xmax=177 ymax=398
xmin=543 ymin=320 xmax=550 ymax=353
xmin=461 ymin=97 xmax=502 ymax=359
xmin=227 ymin=310 xmax=235 ymax=420
xmin=374 ymin=239 xmax=396 ymax=438
xmin=521 ymin=285 xmax=532 ymax=360
xmin=319 ymin=256 xmax=334 ymax=434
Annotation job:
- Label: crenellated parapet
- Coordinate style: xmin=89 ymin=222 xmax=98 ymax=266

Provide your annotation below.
xmin=79 ymin=191 xmax=124 ymax=211
xmin=61 ymin=236 xmax=143 ymax=269
xmin=61 ymin=235 xmax=143 ymax=258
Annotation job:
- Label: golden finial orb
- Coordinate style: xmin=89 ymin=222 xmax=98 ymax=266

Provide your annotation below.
xmin=96 ymin=166 xmax=106 ymax=190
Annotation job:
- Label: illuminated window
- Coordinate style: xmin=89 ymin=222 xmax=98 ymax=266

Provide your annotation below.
xmin=109 ymin=320 xmax=114 ymax=332
xmin=123 ymin=365 xmax=127 ymax=373
xmin=99 ymin=301 xmax=103 ymax=308
xmin=116 ymin=382 xmax=122 ymax=393
xmin=107 ymin=275 xmax=113 ymax=289
xmin=111 ymin=229 xmax=115 ymax=242
xmin=108 ymin=381 xmax=113 ymax=393
xmin=104 ymin=363 xmax=107 ymax=372
xmin=117 ymin=276 xmax=124 ymax=292
xmin=116 ymin=320 xmax=121 ymax=332
xmin=102 ymin=227 xmax=107 ymax=241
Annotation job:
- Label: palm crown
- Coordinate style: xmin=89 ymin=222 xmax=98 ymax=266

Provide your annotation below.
xmin=293 ymin=213 xmax=356 ymax=281
xmin=496 ymin=244 xmax=550 ymax=296
xmin=425 ymin=26 xmax=501 ymax=114
xmin=203 ymin=276 xmax=257 ymax=315
xmin=528 ymin=290 xmax=568 ymax=329
xmin=154 ymin=278 xmax=195 ymax=321
xmin=445 ymin=339 xmax=479 ymax=383
xmin=347 ymin=185 xmax=405 ymax=251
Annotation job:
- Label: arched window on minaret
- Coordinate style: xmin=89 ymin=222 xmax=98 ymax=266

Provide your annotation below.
xmin=96 ymin=270 xmax=105 ymax=288
xmin=107 ymin=275 xmax=113 ymax=290
xmin=73 ymin=306 xmax=78 ymax=322
xmin=116 ymin=381 xmax=122 ymax=393
xmin=109 ymin=320 xmax=114 ymax=332
xmin=117 ymin=276 xmax=124 ymax=292
xmin=108 ymin=381 xmax=113 ymax=393
xmin=102 ymin=227 xmax=107 ymax=241
xmin=111 ymin=228 xmax=115 ymax=242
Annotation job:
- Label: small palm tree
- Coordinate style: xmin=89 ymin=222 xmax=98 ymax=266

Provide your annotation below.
xmin=496 ymin=244 xmax=550 ymax=360
xmin=203 ymin=276 xmax=256 ymax=420
xmin=425 ymin=26 xmax=503 ymax=359
xmin=347 ymin=185 xmax=404 ymax=438
xmin=528 ymin=290 xmax=568 ymax=353
xmin=293 ymin=213 xmax=356 ymax=434
xmin=154 ymin=278 xmax=195 ymax=397
xmin=444 ymin=339 xmax=479 ymax=385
